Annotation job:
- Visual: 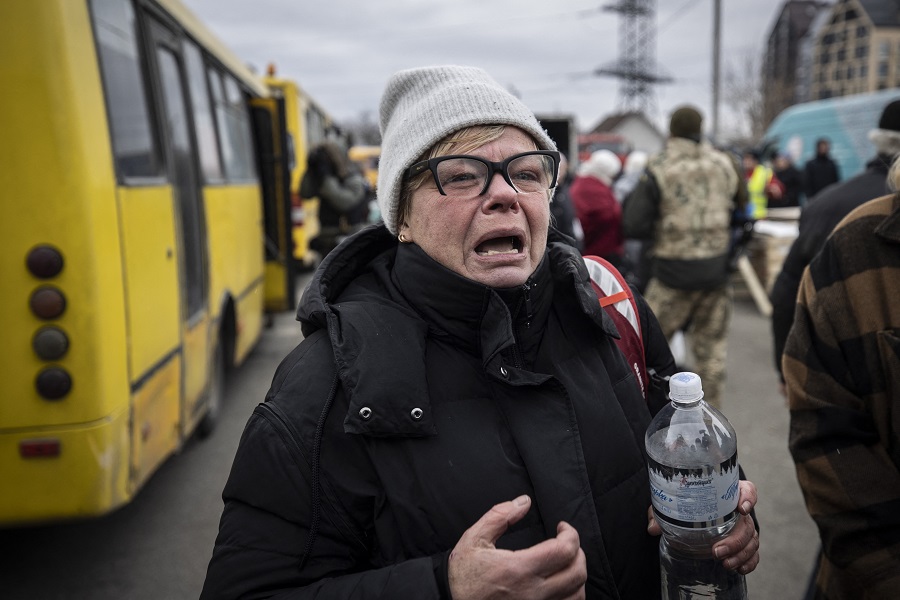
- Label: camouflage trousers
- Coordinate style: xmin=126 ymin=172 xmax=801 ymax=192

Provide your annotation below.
xmin=643 ymin=279 xmax=733 ymax=410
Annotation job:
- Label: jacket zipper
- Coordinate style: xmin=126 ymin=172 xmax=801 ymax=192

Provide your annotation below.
xmin=522 ymin=280 xmax=534 ymax=329
xmin=511 ymin=278 xmax=534 ymax=369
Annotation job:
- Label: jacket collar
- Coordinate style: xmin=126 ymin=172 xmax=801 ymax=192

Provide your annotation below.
xmin=664 ymin=136 xmax=702 ymax=159
xmin=391 ymin=241 xmax=555 ymax=366
xmin=296 ymin=225 xmax=619 ymax=438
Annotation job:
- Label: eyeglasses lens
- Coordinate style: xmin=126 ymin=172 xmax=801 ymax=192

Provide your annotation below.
xmin=507 ymin=154 xmax=555 ymax=193
xmin=434 ymin=154 xmax=556 ymax=197
xmin=434 ymin=158 xmax=487 ymax=195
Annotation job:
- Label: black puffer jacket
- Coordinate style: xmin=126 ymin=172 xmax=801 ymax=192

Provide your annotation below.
xmin=200 ymin=224 xmax=676 ymax=599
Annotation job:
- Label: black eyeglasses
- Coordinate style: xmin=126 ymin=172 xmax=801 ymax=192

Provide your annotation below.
xmin=404 ymin=150 xmax=560 ymax=198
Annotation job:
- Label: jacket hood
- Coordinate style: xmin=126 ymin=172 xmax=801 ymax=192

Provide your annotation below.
xmin=296 ymin=224 xmax=396 ymax=332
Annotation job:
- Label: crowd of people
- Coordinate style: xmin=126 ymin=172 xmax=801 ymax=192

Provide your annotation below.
xmin=198 ymin=64 xmax=899 ymax=599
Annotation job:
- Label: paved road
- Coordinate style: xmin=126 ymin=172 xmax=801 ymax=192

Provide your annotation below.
xmin=0 ymin=281 xmax=818 ymax=599
xmin=723 ymin=290 xmax=819 ymax=599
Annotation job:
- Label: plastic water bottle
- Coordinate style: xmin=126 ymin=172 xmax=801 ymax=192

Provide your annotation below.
xmin=645 ymin=372 xmax=748 ymax=599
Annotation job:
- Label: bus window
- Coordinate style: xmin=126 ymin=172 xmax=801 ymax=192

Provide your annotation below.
xmin=155 ymin=42 xmax=207 ymax=319
xmin=224 ymin=75 xmax=257 ymax=181
xmin=307 ymin=108 xmax=326 ymax=148
xmin=208 ymin=69 xmax=238 ymax=180
xmin=209 ymin=69 xmax=257 ymax=182
xmin=183 ymin=40 xmax=223 ymax=183
xmin=91 ymin=0 xmax=161 ymax=179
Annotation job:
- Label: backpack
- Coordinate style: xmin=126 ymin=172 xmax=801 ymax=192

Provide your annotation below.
xmin=582 ymin=255 xmax=649 ymax=400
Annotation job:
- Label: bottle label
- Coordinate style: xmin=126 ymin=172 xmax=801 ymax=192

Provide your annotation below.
xmin=648 ymin=454 xmax=740 ymax=528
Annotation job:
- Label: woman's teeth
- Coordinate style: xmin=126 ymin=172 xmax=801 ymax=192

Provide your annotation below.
xmin=476 ymin=236 xmax=519 ymax=256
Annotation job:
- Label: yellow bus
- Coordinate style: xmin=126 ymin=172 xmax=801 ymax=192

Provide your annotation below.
xmin=0 ymin=0 xmax=297 ymax=526
xmin=263 ymin=67 xmax=345 ymax=269
xmin=349 ymin=145 xmax=381 ymax=192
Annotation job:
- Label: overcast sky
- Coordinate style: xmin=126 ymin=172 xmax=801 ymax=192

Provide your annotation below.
xmin=180 ymin=0 xmax=792 ymax=137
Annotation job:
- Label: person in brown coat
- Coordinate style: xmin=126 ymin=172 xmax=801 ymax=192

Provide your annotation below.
xmin=785 ymin=157 xmax=900 ymax=599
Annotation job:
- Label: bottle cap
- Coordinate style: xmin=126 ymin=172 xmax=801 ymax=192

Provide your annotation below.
xmin=668 ymin=371 xmax=704 ymax=403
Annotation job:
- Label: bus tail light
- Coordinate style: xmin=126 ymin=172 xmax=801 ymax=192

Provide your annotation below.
xmin=19 ymin=439 xmax=61 ymax=458
xmin=33 ymin=327 xmax=69 ymax=360
xmin=35 ymin=367 xmax=72 ymax=400
xmin=30 ymin=286 xmax=66 ymax=320
xmin=26 ymin=245 xmax=64 ymax=279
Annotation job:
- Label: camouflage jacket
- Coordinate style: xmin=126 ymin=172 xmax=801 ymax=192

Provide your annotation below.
xmin=785 ymin=193 xmax=900 ymax=599
xmin=622 ymin=138 xmax=742 ymax=289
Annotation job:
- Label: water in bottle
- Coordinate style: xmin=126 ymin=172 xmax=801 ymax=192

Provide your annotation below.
xmin=645 ymin=372 xmax=748 ymax=599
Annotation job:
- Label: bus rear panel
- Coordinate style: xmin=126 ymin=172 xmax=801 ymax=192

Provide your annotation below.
xmin=0 ymin=0 xmax=290 ymax=526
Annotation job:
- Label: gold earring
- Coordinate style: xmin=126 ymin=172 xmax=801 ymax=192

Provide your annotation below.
xmin=398 ymin=233 xmax=409 ymax=243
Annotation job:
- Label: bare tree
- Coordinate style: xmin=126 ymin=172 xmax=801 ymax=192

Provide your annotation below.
xmin=762 ymin=76 xmax=797 ymax=130
xmin=342 ymin=110 xmax=381 ymax=146
xmin=721 ymin=52 xmax=765 ymax=146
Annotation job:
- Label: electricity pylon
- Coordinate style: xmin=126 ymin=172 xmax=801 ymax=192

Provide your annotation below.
xmin=595 ymin=0 xmax=672 ymax=114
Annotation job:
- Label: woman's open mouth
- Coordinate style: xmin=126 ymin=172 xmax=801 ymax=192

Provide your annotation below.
xmin=475 ymin=236 xmax=523 ymax=256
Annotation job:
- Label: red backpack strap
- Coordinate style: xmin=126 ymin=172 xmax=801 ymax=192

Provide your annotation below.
xmin=582 ymin=255 xmax=649 ymax=401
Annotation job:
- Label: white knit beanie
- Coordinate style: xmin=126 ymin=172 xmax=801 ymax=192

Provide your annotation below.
xmin=578 ymin=149 xmax=621 ymax=185
xmin=622 ymin=150 xmax=648 ymax=175
xmin=377 ymin=65 xmax=556 ymax=235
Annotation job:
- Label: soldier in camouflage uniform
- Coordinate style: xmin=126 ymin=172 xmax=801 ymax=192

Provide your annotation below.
xmin=622 ymin=106 xmax=746 ymax=409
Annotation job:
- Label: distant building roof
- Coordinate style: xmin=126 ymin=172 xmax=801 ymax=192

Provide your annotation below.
xmin=591 ymin=111 xmax=660 ymax=135
xmin=859 ymin=0 xmax=900 ymax=27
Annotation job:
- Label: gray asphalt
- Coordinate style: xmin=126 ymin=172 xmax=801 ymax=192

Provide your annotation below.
xmin=721 ymin=287 xmax=819 ymax=599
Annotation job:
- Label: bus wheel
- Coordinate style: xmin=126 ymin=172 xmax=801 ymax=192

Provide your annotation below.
xmin=198 ymin=344 xmax=225 ymax=438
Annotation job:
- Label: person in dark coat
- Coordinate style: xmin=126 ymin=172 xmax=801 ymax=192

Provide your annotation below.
xmin=771 ymin=153 xmax=803 ymax=208
xmin=200 ymin=65 xmax=760 ymax=600
xmin=802 ymin=137 xmax=840 ymax=200
xmin=770 ymin=99 xmax=900 ymax=389
xmin=549 ymin=152 xmax=583 ymax=250
xmin=301 ymin=140 xmax=368 ymax=257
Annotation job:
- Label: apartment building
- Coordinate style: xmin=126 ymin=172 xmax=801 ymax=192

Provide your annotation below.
xmin=809 ymin=0 xmax=900 ymax=99
xmin=763 ymin=1 xmax=832 ymax=126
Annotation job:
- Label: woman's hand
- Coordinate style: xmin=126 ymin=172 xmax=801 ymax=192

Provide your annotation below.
xmin=647 ymin=480 xmax=760 ymax=575
xmin=448 ymin=495 xmax=587 ymax=600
